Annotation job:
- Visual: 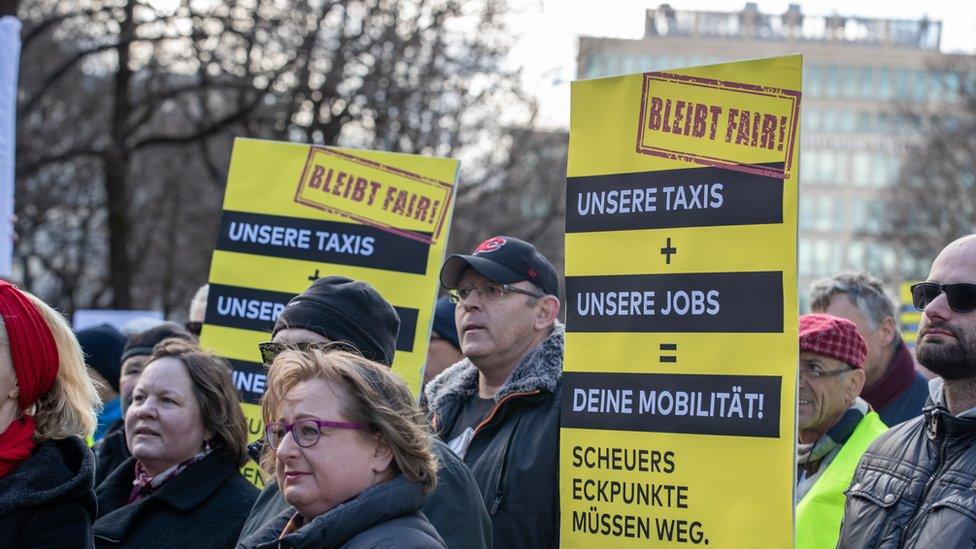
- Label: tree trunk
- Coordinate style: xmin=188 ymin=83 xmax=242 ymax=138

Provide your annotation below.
xmin=106 ymin=0 xmax=137 ymax=308
xmin=104 ymin=151 xmax=132 ymax=308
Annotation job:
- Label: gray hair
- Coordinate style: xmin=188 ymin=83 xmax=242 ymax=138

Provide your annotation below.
xmin=809 ymin=272 xmax=897 ymax=332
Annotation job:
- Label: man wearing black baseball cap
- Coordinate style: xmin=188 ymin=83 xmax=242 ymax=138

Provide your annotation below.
xmin=425 ymin=235 xmax=563 ymax=548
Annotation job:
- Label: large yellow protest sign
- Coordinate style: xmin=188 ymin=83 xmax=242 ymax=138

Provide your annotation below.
xmin=200 ymin=138 xmax=458 ymax=487
xmin=561 ymin=56 xmax=800 ymax=547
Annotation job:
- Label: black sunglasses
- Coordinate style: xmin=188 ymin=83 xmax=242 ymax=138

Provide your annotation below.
xmin=910 ymin=282 xmax=976 ymax=313
xmin=257 ymin=340 xmax=359 ymax=365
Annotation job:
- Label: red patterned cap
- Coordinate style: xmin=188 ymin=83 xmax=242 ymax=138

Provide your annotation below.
xmin=799 ymin=313 xmax=867 ymax=369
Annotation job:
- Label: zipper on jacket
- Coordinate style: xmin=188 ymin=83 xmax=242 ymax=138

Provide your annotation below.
xmin=461 ymin=389 xmax=540 ymax=458
xmin=489 ymin=409 xmax=530 ymax=515
xmin=899 ymin=411 xmax=950 ymax=547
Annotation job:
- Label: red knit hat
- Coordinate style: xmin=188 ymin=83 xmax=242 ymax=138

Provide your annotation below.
xmin=799 ymin=313 xmax=867 ymax=369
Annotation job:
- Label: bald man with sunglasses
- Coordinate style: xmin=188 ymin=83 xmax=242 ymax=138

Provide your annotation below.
xmin=839 ymin=234 xmax=976 ymax=548
xmin=237 ymin=276 xmax=491 ymax=549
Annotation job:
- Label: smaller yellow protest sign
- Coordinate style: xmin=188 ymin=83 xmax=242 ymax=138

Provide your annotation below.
xmin=900 ymin=282 xmax=922 ymax=348
xmin=200 ymin=138 xmax=458 ymax=486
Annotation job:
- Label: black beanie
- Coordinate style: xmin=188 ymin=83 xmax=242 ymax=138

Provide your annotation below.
xmin=273 ymin=276 xmax=400 ymax=366
xmin=76 ymin=324 xmax=127 ymax=392
xmin=121 ymin=321 xmax=196 ymax=363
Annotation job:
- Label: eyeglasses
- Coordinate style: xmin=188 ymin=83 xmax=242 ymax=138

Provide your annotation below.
xmin=799 ymin=365 xmax=853 ymax=380
xmin=257 ymin=340 xmax=358 ymax=365
xmin=911 ymin=282 xmax=976 ymax=314
xmin=447 ymin=282 xmax=543 ymax=304
xmin=265 ymin=418 xmax=366 ymax=449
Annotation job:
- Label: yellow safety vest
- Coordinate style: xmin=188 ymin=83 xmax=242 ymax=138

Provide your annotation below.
xmin=796 ymin=411 xmax=888 ymax=549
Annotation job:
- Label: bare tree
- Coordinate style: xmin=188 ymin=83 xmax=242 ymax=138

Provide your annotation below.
xmin=15 ymin=0 xmax=534 ymax=315
xmin=448 ymin=121 xmax=568 ymax=284
xmin=880 ymin=56 xmax=976 ymax=279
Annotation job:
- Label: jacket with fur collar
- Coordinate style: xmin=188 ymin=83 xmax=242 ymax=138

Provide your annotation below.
xmin=424 ymin=323 xmax=564 ymax=549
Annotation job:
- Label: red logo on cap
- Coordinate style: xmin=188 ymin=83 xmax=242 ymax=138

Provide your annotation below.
xmin=473 ymin=236 xmax=506 ymax=254
xmin=527 ymin=268 xmax=538 ymax=278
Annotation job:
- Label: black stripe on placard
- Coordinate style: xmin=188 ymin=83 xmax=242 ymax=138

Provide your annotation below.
xmin=206 ymin=284 xmax=418 ymax=352
xmin=228 ymin=359 xmax=267 ymax=404
xmin=215 ymin=210 xmax=431 ymax=274
xmin=566 ymin=162 xmax=784 ymax=233
xmin=566 ymin=271 xmax=783 ymax=333
xmin=561 ymin=372 xmax=781 ymax=438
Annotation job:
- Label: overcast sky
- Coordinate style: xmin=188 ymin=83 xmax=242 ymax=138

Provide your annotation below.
xmin=506 ymin=0 xmax=976 ymax=128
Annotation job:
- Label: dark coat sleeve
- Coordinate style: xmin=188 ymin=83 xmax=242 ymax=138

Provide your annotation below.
xmin=422 ymin=439 xmax=491 ymax=549
xmin=20 ymin=500 xmax=95 ymax=549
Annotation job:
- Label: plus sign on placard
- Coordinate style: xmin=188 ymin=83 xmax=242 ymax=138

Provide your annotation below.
xmin=660 ymin=237 xmax=677 ymax=265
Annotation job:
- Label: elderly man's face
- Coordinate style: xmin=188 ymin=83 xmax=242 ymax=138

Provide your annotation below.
xmin=916 ymin=239 xmax=976 ymax=380
xmin=821 ymin=295 xmax=894 ymax=387
xmin=798 ymin=352 xmax=865 ymax=444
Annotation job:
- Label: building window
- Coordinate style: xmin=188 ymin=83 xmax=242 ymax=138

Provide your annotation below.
xmin=801 ymin=149 xmax=818 ymax=185
xmin=860 ymin=67 xmax=875 ymax=99
xmin=878 ymin=67 xmax=892 ymax=99
xmin=843 ymin=66 xmax=859 ymax=98
xmin=852 ymin=152 xmax=872 ymax=186
xmin=847 ymin=241 xmax=866 ymax=270
xmin=825 ymin=65 xmax=840 ymax=98
xmin=799 ymin=238 xmax=813 ymax=277
xmin=814 ymin=240 xmax=832 ymax=276
xmin=805 ymin=107 xmax=820 ymax=132
xmin=807 ymin=64 xmax=823 ymax=97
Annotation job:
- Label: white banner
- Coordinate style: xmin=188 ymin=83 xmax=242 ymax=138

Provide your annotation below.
xmin=0 ymin=16 xmax=21 ymax=278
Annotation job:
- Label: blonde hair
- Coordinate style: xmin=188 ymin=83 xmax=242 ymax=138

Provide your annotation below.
xmin=261 ymin=349 xmax=438 ymax=494
xmin=0 ymin=292 xmax=101 ymax=442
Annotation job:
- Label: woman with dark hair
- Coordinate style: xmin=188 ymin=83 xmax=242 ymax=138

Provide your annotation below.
xmin=93 ymin=338 xmax=257 ymax=548
xmin=0 ymin=281 xmax=101 ymax=548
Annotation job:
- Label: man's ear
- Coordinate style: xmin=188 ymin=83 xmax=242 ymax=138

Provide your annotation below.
xmin=879 ymin=316 xmax=898 ymax=347
xmin=846 ymin=368 xmax=866 ymax=402
xmin=535 ymin=296 xmax=561 ymax=330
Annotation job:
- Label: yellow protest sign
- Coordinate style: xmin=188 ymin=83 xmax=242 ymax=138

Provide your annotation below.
xmin=200 ymin=138 xmax=458 ymax=487
xmin=900 ymin=282 xmax=922 ymax=348
xmin=561 ymin=55 xmax=800 ymax=547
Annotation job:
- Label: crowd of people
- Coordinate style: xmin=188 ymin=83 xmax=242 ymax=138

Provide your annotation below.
xmin=0 ymin=231 xmax=974 ymax=548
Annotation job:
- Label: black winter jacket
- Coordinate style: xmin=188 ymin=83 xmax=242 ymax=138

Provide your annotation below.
xmin=239 ymin=475 xmax=445 ymax=549
xmin=838 ymin=388 xmax=976 ymax=548
xmin=0 ymin=436 xmax=97 ymax=548
xmin=424 ymin=323 xmax=563 ymax=549
xmin=93 ymin=418 xmax=129 ymax=488
xmin=93 ymin=452 xmax=258 ymax=548
xmin=237 ymin=437 xmax=489 ymax=548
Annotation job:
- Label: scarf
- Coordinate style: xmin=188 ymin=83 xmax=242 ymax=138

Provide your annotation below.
xmin=0 ymin=281 xmax=60 ymax=478
xmin=796 ymin=398 xmax=869 ymax=499
xmin=279 ymin=512 xmax=306 ymax=539
xmin=0 ymin=416 xmax=37 ymax=478
xmin=860 ymin=341 xmax=916 ymax=412
xmin=128 ymin=450 xmax=208 ymax=503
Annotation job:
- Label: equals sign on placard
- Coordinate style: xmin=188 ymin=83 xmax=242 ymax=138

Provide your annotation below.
xmin=660 ymin=343 xmax=678 ymax=363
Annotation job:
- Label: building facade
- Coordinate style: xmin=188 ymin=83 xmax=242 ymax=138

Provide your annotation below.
xmin=577 ymin=3 xmax=959 ymax=309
